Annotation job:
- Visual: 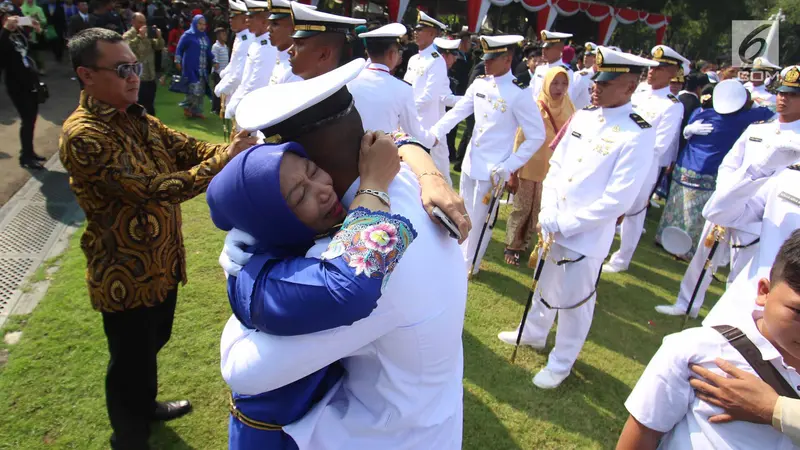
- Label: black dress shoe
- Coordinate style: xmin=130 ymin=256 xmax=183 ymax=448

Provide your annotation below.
xmin=20 ymin=159 xmax=44 ymax=170
xmin=33 ymin=153 xmax=46 ymax=161
xmin=151 ymin=400 xmax=192 ymax=422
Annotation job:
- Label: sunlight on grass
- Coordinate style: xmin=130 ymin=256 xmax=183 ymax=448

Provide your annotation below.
xmin=0 ymin=90 xmax=725 ymax=449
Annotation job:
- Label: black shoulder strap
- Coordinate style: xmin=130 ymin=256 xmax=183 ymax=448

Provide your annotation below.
xmin=713 ymin=325 xmax=800 ymax=399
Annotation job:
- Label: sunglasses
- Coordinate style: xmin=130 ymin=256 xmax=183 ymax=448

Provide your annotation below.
xmin=90 ymin=62 xmax=143 ymax=79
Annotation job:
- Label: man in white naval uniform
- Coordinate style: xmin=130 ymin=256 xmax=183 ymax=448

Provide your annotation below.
xmin=221 ymin=61 xmax=468 ymax=450
xmin=214 ymin=0 xmax=252 ymax=119
xmin=226 ymin=0 xmax=278 ymax=118
xmin=265 ymin=0 xmax=303 ymax=85
xmin=603 ymin=45 xmax=687 ymax=273
xmin=570 ymin=42 xmax=597 ymax=110
xmin=746 ymin=56 xmax=781 ymax=110
xmin=430 ymin=35 xmax=546 ymax=276
xmin=498 ymin=47 xmax=658 ymax=389
xmin=531 ymin=30 xmax=573 ymax=98
xmin=403 ymin=11 xmax=452 ymax=181
xmin=701 ymin=65 xmax=800 ymax=326
xmin=347 ymin=23 xmax=436 ymax=147
xmin=655 ymin=81 xmax=777 ymax=318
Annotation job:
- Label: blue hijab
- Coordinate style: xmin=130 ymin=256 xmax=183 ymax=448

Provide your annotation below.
xmin=207 ymin=143 xmax=319 ymax=256
xmin=175 ymin=14 xmax=213 ymax=83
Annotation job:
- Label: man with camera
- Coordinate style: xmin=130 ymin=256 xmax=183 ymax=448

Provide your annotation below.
xmin=123 ymin=12 xmax=163 ymax=115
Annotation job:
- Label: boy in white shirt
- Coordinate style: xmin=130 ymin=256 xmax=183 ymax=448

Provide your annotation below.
xmin=617 ymin=230 xmax=800 ymax=449
xmin=211 ymin=27 xmax=230 ymax=115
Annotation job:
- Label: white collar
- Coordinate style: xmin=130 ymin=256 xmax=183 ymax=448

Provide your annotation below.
xmin=418 ymin=44 xmax=434 ymax=57
xmin=599 ymin=101 xmax=634 ymax=118
xmin=236 ymin=29 xmax=250 ymax=39
xmin=678 ymin=90 xmax=697 ymax=99
xmin=254 ymin=31 xmax=269 ymax=41
xmin=649 ymin=85 xmax=671 ymax=97
xmin=278 ymin=48 xmax=290 ymax=61
xmin=490 ymin=70 xmax=513 ymax=82
xmin=366 ymin=62 xmax=391 ymax=73
xmin=777 ymin=117 xmax=800 ymax=132
xmin=529 ymin=69 xmax=535 ymax=78
xmin=79 ymin=11 xmax=88 ymax=19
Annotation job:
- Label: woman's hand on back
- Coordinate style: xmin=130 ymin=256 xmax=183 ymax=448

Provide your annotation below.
xmin=358 ymin=131 xmax=400 ymax=193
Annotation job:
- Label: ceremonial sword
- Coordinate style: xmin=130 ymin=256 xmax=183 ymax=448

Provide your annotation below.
xmin=467 ymin=179 xmax=506 ymax=280
xmin=683 ymin=224 xmax=726 ymax=329
xmin=511 ymin=231 xmax=554 ymax=363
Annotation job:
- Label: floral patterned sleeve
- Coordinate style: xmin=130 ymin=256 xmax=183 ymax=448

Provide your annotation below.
xmin=236 ymin=207 xmax=417 ymax=336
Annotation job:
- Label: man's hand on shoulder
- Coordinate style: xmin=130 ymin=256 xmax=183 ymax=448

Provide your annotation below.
xmin=418 ymin=173 xmax=471 ymax=244
xmin=226 ymin=129 xmax=259 ymax=159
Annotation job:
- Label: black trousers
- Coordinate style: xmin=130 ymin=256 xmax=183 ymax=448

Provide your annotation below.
xmin=454 ymin=114 xmax=475 ymax=169
xmin=138 ymin=81 xmax=157 ymax=116
xmin=210 ymin=72 xmax=221 ymax=114
xmin=7 ymin=85 xmax=39 ymax=162
xmin=102 ymin=289 xmax=177 ymax=450
xmin=49 ymin=36 xmax=64 ymax=62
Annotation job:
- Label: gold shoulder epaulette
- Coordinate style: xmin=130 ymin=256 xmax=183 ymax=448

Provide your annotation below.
xmin=630 ymin=113 xmax=652 ymax=128
xmin=667 ymin=94 xmax=680 ymax=103
xmin=431 ymin=52 xmax=440 ymax=58
xmin=583 ymin=104 xmax=598 ymax=111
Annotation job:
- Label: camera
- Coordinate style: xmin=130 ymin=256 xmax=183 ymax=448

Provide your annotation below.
xmin=147 ymin=25 xmax=158 ymax=38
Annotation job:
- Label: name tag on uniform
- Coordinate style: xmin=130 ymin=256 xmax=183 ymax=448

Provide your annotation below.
xmin=749 ymin=136 xmax=763 ymax=142
xmin=779 ymin=191 xmax=800 ymax=206
xmin=476 ymin=93 xmax=486 ymax=99
xmin=571 ymin=131 xmax=582 ymax=139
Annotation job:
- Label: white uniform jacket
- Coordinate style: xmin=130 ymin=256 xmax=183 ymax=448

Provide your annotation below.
xmin=532 ymin=61 xmax=573 ymax=99
xmin=403 ymin=44 xmax=450 ymax=128
xmin=540 ymin=103 xmax=656 ymax=258
xmin=750 ymin=84 xmax=777 ymax=109
xmin=269 ymin=49 xmax=292 ymax=86
xmin=214 ymin=29 xmax=254 ymax=99
xmin=348 ymin=62 xmax=436 ymax=148
xmin=220 ymin=167 xmax=468 ymax=450
xmin=429 ymin=71 xmax=546 ymax=181
xmin=226 ymin=32 xmax=278 ymax=119
xmin=631 ymin=85 xmax=684 ymax=168
xmin=570 ymin=67 xmax=595 ymax=111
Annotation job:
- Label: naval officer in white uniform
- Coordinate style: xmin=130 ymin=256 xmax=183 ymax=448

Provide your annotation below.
xmin=403 ymin=11 xmax=452 ymax=180
xmin=430 ymin=35 xmax=546 ymax=276
xmin=603 ymin=45 xmax=687 ymax=273
xmin=265 ymin=0 xmax=306 ymax=85
xmin=746 ymin=56 xmax=781 ymax=109
xmin=221 ymin=60 xmax=468 ymax=450
xmin=570 ymin=42 xmax=598 ymax=110
xmin=347 ymin=23 xmax=437 ymax=148
xmin=226 ymin=0 xmax=278 ymax=118
xmin=531 ymin=30 xmax=574 ymax=98
xmin=701 ymin=65 xmax=800 ymax=326
xmin=498 ymin=47 xmax=658 ymax=389
xmin=214 ymin=0 xmax=253 ymax=119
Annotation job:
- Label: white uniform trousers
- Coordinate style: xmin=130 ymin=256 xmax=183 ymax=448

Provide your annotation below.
xmin=520 ymin=243 xmax=603 ymax=375
xmin=431 ymin=142 xmax=452 ymax=186
xmin=607 ymin=163 xmax=660 ymax=270
xmin=460 ymin=172 xmax=498 ymax=275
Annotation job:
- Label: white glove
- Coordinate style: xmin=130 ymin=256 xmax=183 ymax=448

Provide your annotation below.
xmin=489 ymin=164 xmax=508 ymax=185
xmin=219 ymin=228 xmax=256 ymax=277
xmin=683 ymin=120 xmax=714 ymax=139
xmin=751 ymin=140 xmax=800 ymax=178
xmin=538 ymin=208 xmax=560 ymax=235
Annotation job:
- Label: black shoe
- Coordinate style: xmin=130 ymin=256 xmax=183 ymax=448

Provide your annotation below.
xmin=453 ymin=164 xmax=461 ymax=173
xmin=151 ymin=400 xmax=192 ymax=422
xmin=20 ymin=159 xmax=44 ymax=170
xmin=33 ymin=153 xmax=46 ymax=161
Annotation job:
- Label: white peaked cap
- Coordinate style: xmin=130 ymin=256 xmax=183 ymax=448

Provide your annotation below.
xmin=268 ymin=0 xmax=315 ymax=19
xmin=243 ymin=0 xmax=269 ymax=13
xmin=650 ymin=45 xmax=690 ymax=67
xmin=434 ymin=37 xmax=460 ymax=51
xmin=416 ymin=10 xmax=447 ymax=31
xmin=752 ymin=56 xmax=781 ymax=71
xmin=593 ymin=46 xmax=659 ymax=81
xmin=290 ymin=2 xmax=365 ymax=38
xmin=712 ymin=79 xmax=748 ymax=114
xmin=229 ymin=0 xmax=247 ymax=14
xmin=584 ymin=42 xmax=598 ymax=54
xmin=236 ymin=58 xmax=366 ymax=133
xmin=359 ymin=23 xmax=407 ymax=39
xmin=540 ymin=30 xmax=572 ymax=46
xmin=480 ymin=35 xmax=523 ymax=60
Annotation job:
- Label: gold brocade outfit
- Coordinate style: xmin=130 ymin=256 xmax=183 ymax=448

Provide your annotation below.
xmin=59 ymin=92 xmax=230 ymax=312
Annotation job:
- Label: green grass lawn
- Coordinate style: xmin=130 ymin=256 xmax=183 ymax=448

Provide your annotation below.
xmin=0 ymin=90 xmax=726 ymax=449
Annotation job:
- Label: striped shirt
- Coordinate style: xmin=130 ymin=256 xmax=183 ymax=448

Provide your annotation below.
xmin=212 ymin=41 xmax=230 ymax=73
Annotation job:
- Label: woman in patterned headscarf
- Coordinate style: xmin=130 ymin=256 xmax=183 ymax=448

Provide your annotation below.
xmin=175 ymin=14 xmax=214 ymax=118
xmin=504 ymin=66 xmax=574 ymax=266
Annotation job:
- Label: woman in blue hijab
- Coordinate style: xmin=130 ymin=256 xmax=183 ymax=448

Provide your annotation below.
xmin=207 ymin=134 xmax=417 ymax=450
xmin=175 ymin=14 xmax=215 ymax=118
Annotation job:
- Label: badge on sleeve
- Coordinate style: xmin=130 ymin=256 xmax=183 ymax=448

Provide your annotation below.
xmin=779 ymin=191 xmax=800 ymax=206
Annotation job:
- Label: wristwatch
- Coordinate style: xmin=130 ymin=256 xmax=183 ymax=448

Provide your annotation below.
xmin=356 ymin=189 xmax=391 ymax=208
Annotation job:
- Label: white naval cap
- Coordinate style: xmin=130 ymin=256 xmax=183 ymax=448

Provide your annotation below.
xmin=358 ymin=22 xmax=406 ymax=40
xmin=229 ymin=0 xmax=247 ymax=16
xmin=268 ymin=0 xmax=313 ymax=20
xmin=606 ymin=45 xmax=622 ymax=52
xmin=712 ymin=79 xmax=748 ymax=114
xmin=650 ymin=45 xmax=689 ymax=68
xmin=593 ymin=46 xmax=659 ymax=82
xmin=415 ymin=10 xmax=447 ymax=31
xmin=479 ymin=35 xmax=523 ymax=60
xmin=242 ymin=0 xmax=268 ymax=14
xmin=236 ymin=58 xmax=366 ymax=139
xmin=583 ymin=42 xmax=598 ymax=55
xmin=290 ymin=2 xmax=365 ymax=38
xmin=752 ymin=56 xmax=782 ymax=72
xmin=778 ymin=65 xmax=800 ymax=93
xmin=433 ymin=37 xmax=460 ymax=54
xmin=540 ymin=30 xmax=572 ymax=47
